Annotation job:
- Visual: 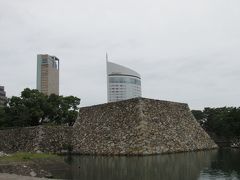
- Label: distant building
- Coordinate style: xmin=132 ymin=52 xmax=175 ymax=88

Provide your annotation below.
xmin=0 ymin=86 xmax=7 ymax=106
xmin=37 ymin=54 xmax=60 ymax=95
xmin=107 ymin=58 xmax=142 ymax=102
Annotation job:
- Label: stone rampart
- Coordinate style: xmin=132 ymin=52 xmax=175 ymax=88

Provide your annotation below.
xmin=0 ymin=97 xmax=218 ymax=155
xmin=0 ymin=126 xmax=72 ymax=153
xmin=73 ymin=98 xmax=217 ymax=155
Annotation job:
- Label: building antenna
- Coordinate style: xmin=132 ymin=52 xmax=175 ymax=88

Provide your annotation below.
xmin=106 ymin=52 xmax=109 ymax=62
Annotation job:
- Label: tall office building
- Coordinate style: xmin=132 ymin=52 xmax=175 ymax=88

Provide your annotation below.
xmin=37 ymin=54 xmax=60 ymax=95
xmin=0 ymin=86 xmax=7 ymax=106
xmin=107 ymin=57 xmax=142 ymax=102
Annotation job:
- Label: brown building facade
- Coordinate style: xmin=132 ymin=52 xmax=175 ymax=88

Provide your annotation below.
xmin=37 ymin=54 xmax=59 ymax=95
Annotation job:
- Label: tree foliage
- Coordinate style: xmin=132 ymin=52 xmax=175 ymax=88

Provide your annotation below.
xmin=192 ymin=107 xmax=240 ymax=138
xmin=0 ymin=88 xmax=80 ymax=128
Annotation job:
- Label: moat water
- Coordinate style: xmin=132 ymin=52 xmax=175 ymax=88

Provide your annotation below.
xmin=55 ymin=149 xmax=240 ymax=180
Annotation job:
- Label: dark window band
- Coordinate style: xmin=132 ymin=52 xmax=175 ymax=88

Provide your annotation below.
xmin=108 ymin=74 xmax=141 ymax=79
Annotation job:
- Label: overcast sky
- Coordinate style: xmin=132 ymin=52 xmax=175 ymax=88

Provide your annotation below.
xmin=0 ymin=0 xmax=239 ymax=109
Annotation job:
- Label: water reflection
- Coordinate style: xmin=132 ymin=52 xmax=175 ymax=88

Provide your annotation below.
xmin=199 ymin=149 xmax=240 ymax=180
xmin=62 ymin=149 xmax=240 ymax=180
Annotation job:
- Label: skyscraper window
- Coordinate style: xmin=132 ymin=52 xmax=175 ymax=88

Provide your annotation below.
xmin=107 ymin=60 xmax=142 ymax=103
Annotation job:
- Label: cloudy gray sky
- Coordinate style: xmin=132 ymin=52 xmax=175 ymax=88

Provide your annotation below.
xmin=0 ymin=0 xmax=239 ymax=109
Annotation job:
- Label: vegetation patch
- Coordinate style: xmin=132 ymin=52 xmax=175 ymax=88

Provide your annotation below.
xmin=0 ymin=152 xmax=70 ymax=178
xmin=0 ymin=88 xmax=80 ymax=128
xmin=0 ymin=152 xmax=59 ymax=163
xmin=192 ymin=107 xmax=240 ymax=138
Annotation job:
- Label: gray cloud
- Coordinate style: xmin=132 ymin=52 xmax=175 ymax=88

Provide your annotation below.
xmin=0 ymin=0 xmax=240 ymax=109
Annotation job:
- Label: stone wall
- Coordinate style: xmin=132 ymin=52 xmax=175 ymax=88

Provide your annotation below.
xmin=0 ymin=126 xmax=72 ymax=154
xmin=73 ymin=97 xmax=217 ymax=155
xmin=0 ymin=97 xmax=218 ymax=155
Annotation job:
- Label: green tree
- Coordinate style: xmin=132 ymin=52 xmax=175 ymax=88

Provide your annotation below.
xmin=191 ymin=110 xmax=204 ymax=121
xmin=3 ymin=89 xmax=47 ymax=127
xmin=0 ymin=88 xmax=80 ymax=128
xmin=0 ymin=106 xmax=6 ymax=127
xmin=46 ymin=94 xmax=80 ymax=126
xmin=192 ymin=107 xmax=240 ymax=138
xmin=61 ymin=96 xmax=80 ymax=126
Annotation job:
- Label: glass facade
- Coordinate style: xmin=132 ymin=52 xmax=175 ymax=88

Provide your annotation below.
xmin=107 ymin=61 xmax=142 ymax=102
xmin=42 ymin=58 xmax=58 ymax=69
xmin=109 ymin=77 xmax=141 ymax=85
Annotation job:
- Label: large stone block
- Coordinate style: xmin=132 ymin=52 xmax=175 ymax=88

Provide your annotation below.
xmin=73 ymin=97 xmax=217 ymax=155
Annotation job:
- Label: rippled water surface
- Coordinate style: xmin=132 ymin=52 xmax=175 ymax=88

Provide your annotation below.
xmin=57 ymin=149 xmax=240 ymax=180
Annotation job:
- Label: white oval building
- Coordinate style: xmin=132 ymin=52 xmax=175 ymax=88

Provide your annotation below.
xmin=107 ymin=60 xmax=142 ymax=102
